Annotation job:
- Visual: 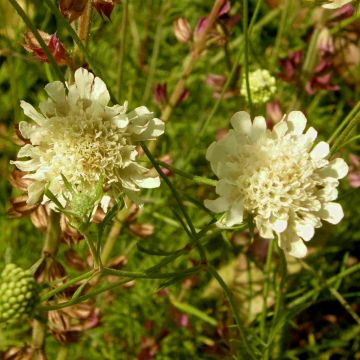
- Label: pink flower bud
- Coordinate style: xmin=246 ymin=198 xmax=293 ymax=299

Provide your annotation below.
xmin=173 ymin=17 xmax=192 ymax=43
xmin=194 ymin=16 xmax=208 ymax=43
xmin=153 ymin=83 xmax=168 ymax=107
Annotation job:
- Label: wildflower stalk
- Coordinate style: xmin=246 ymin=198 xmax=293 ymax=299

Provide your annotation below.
xmin=248 ymin=0 xmax=263 ymax=34
xmin=143 ymin=0 xmax=168 ymax=102
xmin=32 ymin=210 xmax=61 ymax=359
xmin=161 ymin=0 xmax=226 ymax=122
xmin=100 ymin=205 xmax=132 ymax=265
xmin=8 ymin=0 xmax=64 ymax=82
xmin=117 ymin=0 xmax=129 ymax=100
xmin=301 ymin=261 xmax=360 ymax=325
xmin=156 ymin=160 xmax=216 ymax=186
xmin=208 ymin=264 xmax=257 ymax=360
xmin=268 ymin=247 xmax=287 ymax=358
xmin=328 ymin=101 xmax=360 ymax=143
xmin=260 ymin=239 xmax=275 ymax=342
xmin=242 ymin=0 xmax=253 ymax=116
xmin=271 ymin=0 xmax=290 ymax=68
xmin=77 ymin=0 xmax=92 ymax=45
xmin=141 ymin=142 xmax=207 ymax=262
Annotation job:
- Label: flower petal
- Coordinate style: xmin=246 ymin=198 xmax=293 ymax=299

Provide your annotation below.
xmin=27 ymin=181 xmax=44 ymax=205
xmin=319 ymin=158 xmax=349 ymax=180
xmin=311 ymin=141 xmax=329 ymax=161
xmin=20 ymin=101 xmax=46 ymax=125
xmin=287 ymin=111 xmax=307 ymax=135
xmin=204 ymin=197 xmax=229 ymax=213
xmin=288 ymin=238 xmax=307 ymax=258
xmin=230 ymin=111 xmax=252 ymax=135
xmin=225 ymin=202 xmax=244 ymax=227
xmin=251 ymin=116 xmax=267 ymax=139
xmin=272 ymin=121 xmax=288 ymax=138
xmin=318 ymin=202 xmax=344 ymax=224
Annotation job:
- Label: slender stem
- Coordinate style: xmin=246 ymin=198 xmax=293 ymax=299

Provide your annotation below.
xmin=330 ymin=109 xmax=360 ymax=155
xmin=42 ymin=211 xmax=61 ymax=257
xmin=77 ymin=0 xmax=92 ymax=45
xmin=141 ymin=142 xmax=207 ymax=262
xmin=271 ymin=0 xmax=289 ymax=68
xmin=41 ymin=270 xmax=96 ymax=301
xmin=117 ymin=0 xmax=129 ymax=100
xmin=143 ymin=0 xmax=167 ymax=102
xmin=260 ymin=239 xmax=275 ymax=341
xmin=32 ymin=210 xmax=62 ymax=358
xmin=161 ymin=0 xmax=225 ymax=122
xmin=242 ymin=0 xmax=253 ymax=115
xmin=156 ymin=160 xmax=216 ymax=186
xmin=268 ymin=248 xmax=287 ymax=358
xmin=248 ymin=0 xmax=263 ymax=34
xmin=290 ymin=262 xmax=360 ymax=308
xmin=328 ymin=101 xmax=360 ymax=144
xmin=8 ymin=0 xmax=64 ymax=82
xmin=208 ymin=264 xmax=257 ymax=360
xmin=31 ymin=320 xmax=46 ymax=360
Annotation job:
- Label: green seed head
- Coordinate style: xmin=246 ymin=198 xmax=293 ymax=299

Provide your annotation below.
xmin=0 ymin=264 xmax=38 ymax=324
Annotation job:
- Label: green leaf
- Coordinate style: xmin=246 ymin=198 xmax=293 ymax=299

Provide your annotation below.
xmin=170 ymin=297 xmax=217 ymax=326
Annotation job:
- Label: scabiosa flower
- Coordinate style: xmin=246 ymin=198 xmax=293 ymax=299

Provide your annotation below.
xmin=205 ymin=111 xmax=348 ymax=258
xmin=241 ymin=69 xmax=276 ymax=104
xmin=11 ymin=68 xmax=164 ymax=207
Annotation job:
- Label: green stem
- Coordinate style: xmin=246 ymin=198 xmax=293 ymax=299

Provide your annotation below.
xmin=208 ymin=264 xmax=257 ymax=360
xmin=330 ymin=110 xmax=360 ymax=155
xmin=156 ymin=160 xmax=216 ymax=186
xmin=242 ymin=0 xmax=253 ymax=115
xmin=290 ymin=262 xmax=360 ymax=308
xmin=8 ymin=0 xmax=64 ymax=82
xmin=41 ymin=270 xmax=96 ymax=301
xmin=328 ymin=101 xmax=360 ymax=144
xmin=42 ymin=211 xmax=61 ymax=257
xmin=260 ymin=239 xmax=275 ymax=342
xmin=117 ymin=0 xmax=129 ymax=100
xmin=271 ymin=0 xmax=290 ymax=68
xmin=31 ymin=320 xmax=46 ymax=360
xmin=141 ymin=142 xmax=207 ymax=262
xmin=248 ymin=0 xmax=263 ymax=35
xmin=142 ymin=0 xmax=167 ymax=102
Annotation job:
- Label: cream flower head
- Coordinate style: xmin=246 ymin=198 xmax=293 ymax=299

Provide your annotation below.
xmin=11 ymin=68 xmax=164 ymax=206
xmin=205 ymin=111 xmax=348 ymax=258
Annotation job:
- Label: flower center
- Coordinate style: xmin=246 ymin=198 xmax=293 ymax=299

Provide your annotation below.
xmin=233 ymin=135 xmax=320 ymax=219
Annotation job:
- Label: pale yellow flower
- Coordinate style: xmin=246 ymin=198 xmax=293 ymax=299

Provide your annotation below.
xmin=241 ymin=69 xmax=276 ymax=104
xmin=11 ymin=68 xmax=164 ymax=207
xmin=205 ymin=111 xmax=348 ymax=258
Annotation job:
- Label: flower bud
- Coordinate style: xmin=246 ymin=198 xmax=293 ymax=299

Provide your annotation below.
xmin=173 ymin=17 xmax=192 ymax=43
xmin=153 ymin=83 xmax=168 ymax=108
xmin=0 ymin=264 xmax=38 ymax=323
xmin=60 ymin=0 xmax=88 ymax=22
xmin=23 ymin=31 xmax=68 ymax=65
xmin=316 ymin=27 xmax=334 ymax=54
xmin=93 ymin=0 xmax=118 ymax=19
xmin=129 ymin=223 xmax=154 ymax=238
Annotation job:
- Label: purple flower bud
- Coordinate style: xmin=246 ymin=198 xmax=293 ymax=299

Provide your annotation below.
xmin=153 ymin=83 xmax=168 ymax=107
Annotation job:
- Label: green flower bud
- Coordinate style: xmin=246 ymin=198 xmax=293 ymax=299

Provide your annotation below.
xmin=0 ymin=264 xmax=38 ymax=324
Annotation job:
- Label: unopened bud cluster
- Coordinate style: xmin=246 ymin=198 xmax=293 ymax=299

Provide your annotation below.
xmin=0 ymin=264 xmax=37 ymax=323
